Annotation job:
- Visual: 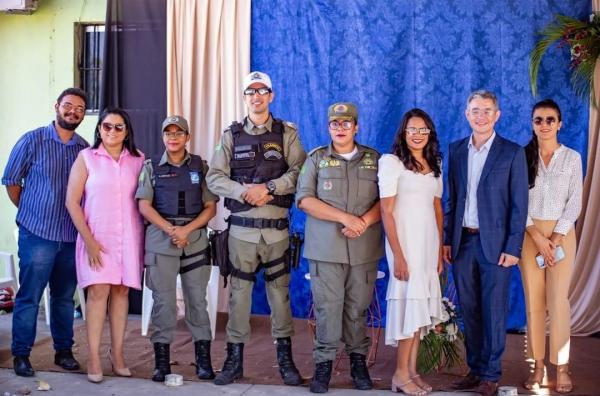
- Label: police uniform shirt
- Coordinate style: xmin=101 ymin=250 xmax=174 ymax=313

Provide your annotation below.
xmin=206 ymin=116 xmax=306 ymax=244
xmin=135 ymin=150 xmax=218 ymax=255
xmin=296 ymin=142 xmax=384 ymax=265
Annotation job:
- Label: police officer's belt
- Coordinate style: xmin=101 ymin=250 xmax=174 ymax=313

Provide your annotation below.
xmin=229 ymin=216 xmax=289 ymax=230
xmin=179 ymin=247 xmax=211 ymax=274
xmin=230 ymin=250 xmax=290 ymax=283
xmin=166 ymin=218 xmax=195 ymax=226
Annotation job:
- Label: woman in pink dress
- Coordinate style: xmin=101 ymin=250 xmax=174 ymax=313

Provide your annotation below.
xmin=66 ymin=107 xmax=144 ymax=383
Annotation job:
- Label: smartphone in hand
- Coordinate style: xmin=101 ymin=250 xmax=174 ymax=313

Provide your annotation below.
xmin=535 ymin=245 xmax=566 ymax=269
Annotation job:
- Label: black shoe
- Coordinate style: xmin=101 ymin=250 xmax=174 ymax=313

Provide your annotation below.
xmin=13 ymin=355 xmax=34 ymax=377
xmin=194 ymin=340 xmax=215 ymax=380
xmin=214 ymin=342 xmax=243 ymax=385
xmin=276 ymin=337 xmax=302 ymax=386
xmin=452 ymin=372 xmax=481 ymax=390
xmin=54 ymin=349 xmax=80 ymax=371
xmin=152 ymin=343 xmax=171 ymax=382
xmin=309 ymin=360 xmax=332 ymax=393
xmin=349 ymin=353 xmax=372 ymax=390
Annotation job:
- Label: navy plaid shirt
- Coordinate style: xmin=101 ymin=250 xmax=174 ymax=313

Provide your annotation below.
xmin=2 ymin=122 xmax=89 ymax=242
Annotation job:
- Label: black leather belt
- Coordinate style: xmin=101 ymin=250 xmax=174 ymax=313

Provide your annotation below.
xmin=229 ymin=216 xmax=289 ymax=230
xmin=463 ymin=227 xmax=480 ymax=234
xmin=166 ymin=218 xmax=194 ymax=226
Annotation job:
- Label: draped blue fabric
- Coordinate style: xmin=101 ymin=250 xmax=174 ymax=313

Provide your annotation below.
xmin=249 ymin=0 xmax=591 ymax=330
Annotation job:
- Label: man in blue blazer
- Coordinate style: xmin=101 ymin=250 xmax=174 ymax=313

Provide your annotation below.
xmin=443 ymin=90 xmax=528 ymax=396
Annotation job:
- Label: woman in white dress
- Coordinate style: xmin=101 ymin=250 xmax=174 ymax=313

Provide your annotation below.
xmin=378 ymin=108 xmax=444 ymax=395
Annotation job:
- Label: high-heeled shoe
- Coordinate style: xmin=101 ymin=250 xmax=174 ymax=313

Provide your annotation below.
xmin=108 ymin=349 xmax=131 ymax=377
xmin=391 ymin=378 xmax=427 ymax=395
xmin=410 ymin=374 xmax=432 ymax=393
xmin=87 ymin=372 xmax=103 ymax=383
xmin=556 ymin=365 xmax=573 ymax=394
xmin=523 ymin=364 xmax=545 ymax=390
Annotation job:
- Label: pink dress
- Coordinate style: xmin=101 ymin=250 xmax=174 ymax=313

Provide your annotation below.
xmin=75 ymin=145 xmax=145 ymax=290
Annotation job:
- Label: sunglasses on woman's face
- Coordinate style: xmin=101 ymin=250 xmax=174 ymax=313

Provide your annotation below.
xmin=101 ymin=122 xmax=126 ymax=133
xmin=532 ymin=116 xmax=557 ymax=126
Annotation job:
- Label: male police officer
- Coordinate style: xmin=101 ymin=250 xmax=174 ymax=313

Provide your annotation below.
xmin=136 ymin=115 xmax=218 ymax=382
xmin=296 ymin=103 xmax=384 ymax=393
xmin=206 ymin=71 xmax=306 ymax=386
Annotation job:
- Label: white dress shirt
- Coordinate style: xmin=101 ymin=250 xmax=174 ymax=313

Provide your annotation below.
xmin=463 ymin=132 xmax=496 ymax=228
xmin=526 ymin=144 xmax=582 ymax=235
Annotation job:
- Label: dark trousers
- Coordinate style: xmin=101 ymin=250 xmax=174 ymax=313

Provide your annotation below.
xmin=452 ymin=232 xmax=511 ymax=382
xmin=11 ymin=225 xmax=77 ymax=356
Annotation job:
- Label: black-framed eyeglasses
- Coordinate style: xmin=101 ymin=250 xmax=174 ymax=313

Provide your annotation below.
xmin=532 ymin=116 xmax=557 ymax=126
xmin=244 ymin=87 xmax=272 ymax=96
xmin=101 ymin=122 xmax=126 ymax=133
xmin=329 ymin=120 xmax=354 ymax=130
xmin=405 ymin=127 xmax=431 ymax=135
xmin=61 ymin=102 xmax=85 ymax=114
xmin=163 ymin=130 xmax=187 ymax=139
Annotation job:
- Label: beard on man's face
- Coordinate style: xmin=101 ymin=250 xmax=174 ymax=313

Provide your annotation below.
xmin=56 ymin=110 xmax=83 ymax=131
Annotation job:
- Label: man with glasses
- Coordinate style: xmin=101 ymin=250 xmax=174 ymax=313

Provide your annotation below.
xmin=136 ymin=115 xmax=218 ymax=382
xmin=206 ymin=71 xmax=306 ymax=386
xmin=296 ymin=102 xmax=383 ymax=393
xmin=443 ymin=90 xmax=528 ymax=396
xmin=2 ymin=88 xmax=89 ymax=377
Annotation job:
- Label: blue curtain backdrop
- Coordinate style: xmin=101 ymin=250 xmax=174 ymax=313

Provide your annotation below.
xmin=248 ymin=0 xmax=591 ymax=330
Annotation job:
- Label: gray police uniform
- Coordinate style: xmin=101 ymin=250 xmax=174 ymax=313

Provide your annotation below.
xmin=135 ymin=151 xmax=219 ymax=344
xmin=206 ymin=116 xmax=306 ymax=343
xmin=296 ymin=142 xmax=384 ymax=362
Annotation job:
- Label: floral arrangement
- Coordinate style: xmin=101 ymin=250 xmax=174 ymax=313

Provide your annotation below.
xmin=417 ymin=274 xmax=464 ymax=373
xmin=529 ymin=13 xmax=600 ymax=108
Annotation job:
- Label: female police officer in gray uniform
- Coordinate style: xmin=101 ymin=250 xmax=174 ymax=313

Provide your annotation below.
xmin=296 ymin=103 xmax=384 ymax=393
xmin=136 ymin=115 xmax=218 ymax=382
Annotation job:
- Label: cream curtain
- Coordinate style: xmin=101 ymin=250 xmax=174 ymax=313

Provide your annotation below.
xmin=166 ymin=0 xmax=251 ymax=311
xmin=571 ymin=0 xmax=600 ymax=336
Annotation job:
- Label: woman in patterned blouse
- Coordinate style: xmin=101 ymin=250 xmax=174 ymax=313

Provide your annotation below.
xmin=520 ymin=99 xmax=582 ymax=394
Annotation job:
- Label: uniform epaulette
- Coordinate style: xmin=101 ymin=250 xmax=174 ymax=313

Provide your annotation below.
xmin=283 ymin=121 xmax=298 ymax=131
xmin=308 ymin=145 xmax=328 ymax=156
xmin=360 ymin=144 xmax=381 ymax=155
xmin=143 ymin=158 xmax=153 ymax=165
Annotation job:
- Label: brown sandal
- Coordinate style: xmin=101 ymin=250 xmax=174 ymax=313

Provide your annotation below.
xmin=556 ymin=365 xmax=573 ymax=394
xmin=523 ymin=365 xmax=545 ymax=390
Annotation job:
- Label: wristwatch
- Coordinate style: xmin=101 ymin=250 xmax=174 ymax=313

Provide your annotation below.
xmin=266 ymin=180 xmax=276 ymax=195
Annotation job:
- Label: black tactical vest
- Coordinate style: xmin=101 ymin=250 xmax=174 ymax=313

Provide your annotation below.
xmin=151 ymin=154 xmax=204 ymax=219
xmin=225 ymin=118 xmax=294 ymax=212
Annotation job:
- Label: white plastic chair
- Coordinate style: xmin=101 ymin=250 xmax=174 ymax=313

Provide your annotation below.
xmin=13 ymin=228 xmax=86 ymax=325
xmin=0 ymin=251 xmax=19 ymax=295
xmin=141 ymin=266 xmax=219 ymax=339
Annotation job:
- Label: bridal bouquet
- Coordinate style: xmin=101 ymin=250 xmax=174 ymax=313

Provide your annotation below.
xmin=417 ymin=274 xmax=464 ymax=373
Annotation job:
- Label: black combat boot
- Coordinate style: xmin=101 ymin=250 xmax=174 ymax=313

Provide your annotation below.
xmin=309 ymin=360 xmax=332 ymax=393
xmin=194 ymin=340 xmax=215 ymax=380
xmin=152 ymin=343 xmax=171 ymax=382
xmin=276 ymin=337 xmax=302 ymax=385
xmin=349 ymin=352 xmax=373 ymax=390
xmin=213 ymin=342 xmax=243 ymax=385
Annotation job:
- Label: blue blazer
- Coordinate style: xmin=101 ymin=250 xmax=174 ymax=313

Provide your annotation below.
xmin=444 ymin=134 xmax=529 ymax=264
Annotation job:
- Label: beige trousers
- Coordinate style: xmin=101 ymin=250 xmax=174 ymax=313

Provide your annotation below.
xmin=519 ymin=219 xmax=576 ymax=365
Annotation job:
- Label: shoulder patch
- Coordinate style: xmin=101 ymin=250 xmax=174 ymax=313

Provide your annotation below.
xmin=308 ymin=145 xmax=327 ymax=157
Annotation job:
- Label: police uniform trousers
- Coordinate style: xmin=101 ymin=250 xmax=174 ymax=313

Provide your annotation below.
xmin=308 ymin=259 xmax=378 ymax=363
xmin=226 ymin=234 xmax=293 ymax=343
xmin=145 ymin=251 xmax=212 ymax=344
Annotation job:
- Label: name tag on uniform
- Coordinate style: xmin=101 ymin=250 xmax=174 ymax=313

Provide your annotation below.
xmin=157 ymin=173 xmax=178 ymax=178
xmin=189 ymin=171 xmax=200 ymax=184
